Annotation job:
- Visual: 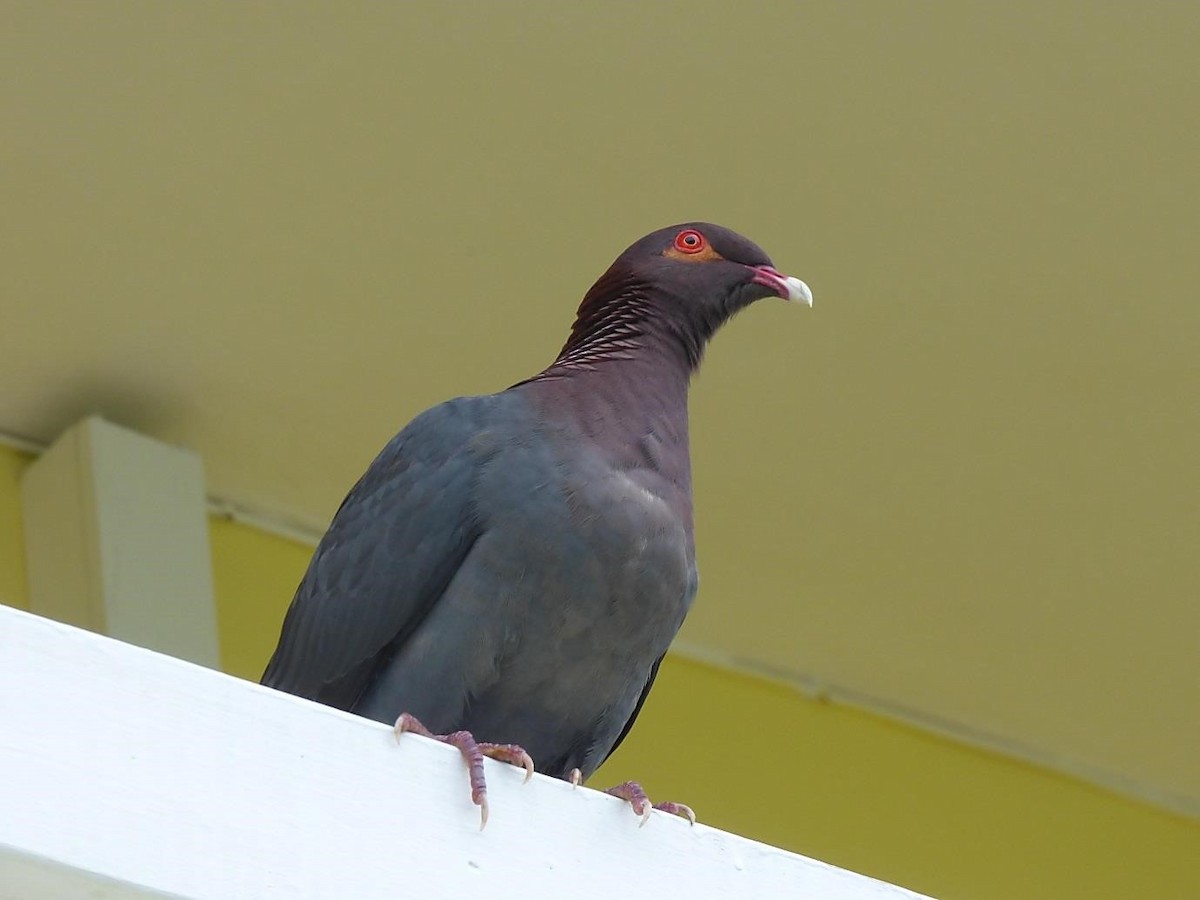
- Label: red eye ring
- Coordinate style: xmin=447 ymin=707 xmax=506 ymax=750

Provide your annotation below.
xmin=673 ymin=229 xmax=706 ymax=254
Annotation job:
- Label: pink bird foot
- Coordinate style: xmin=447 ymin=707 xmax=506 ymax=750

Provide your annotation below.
xmin=393 ymin=712 xmax=534 ymax=829
xmin=567 ymin=769 xmax=695 ymax=827
xmin=605 ymin=780 xmax=696 ymax=827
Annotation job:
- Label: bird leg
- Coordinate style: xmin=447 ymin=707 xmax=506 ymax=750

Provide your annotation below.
xmin=567 ymin=769 xmax=695 ymax=827
xmin=393 ymin=712 xmax=534 ymax=829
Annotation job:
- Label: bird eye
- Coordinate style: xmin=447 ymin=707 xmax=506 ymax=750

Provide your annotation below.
xmin=673 ymin=230 xmax=706 ymax=254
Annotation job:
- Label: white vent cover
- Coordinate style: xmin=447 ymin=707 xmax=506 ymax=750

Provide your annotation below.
xmin=19 ymin=415 xmax=219 ymax=668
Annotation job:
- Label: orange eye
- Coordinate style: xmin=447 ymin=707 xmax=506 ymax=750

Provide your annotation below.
xmin=673 ymin=229 xmax=706 ymax=254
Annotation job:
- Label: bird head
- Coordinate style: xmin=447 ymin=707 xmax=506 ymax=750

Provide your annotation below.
xmin=546 ymin=222 xmax=812 ymax=377
xmin=622 ymin=222 xmax=812 ymax=313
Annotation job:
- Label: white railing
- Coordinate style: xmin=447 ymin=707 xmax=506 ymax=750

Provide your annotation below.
xmin=0 ymin=604 xmax=930 ymax=899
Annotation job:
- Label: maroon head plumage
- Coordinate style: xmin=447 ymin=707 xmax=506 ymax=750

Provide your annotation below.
xmin=546 ymin=222 xmax=812 ymax=376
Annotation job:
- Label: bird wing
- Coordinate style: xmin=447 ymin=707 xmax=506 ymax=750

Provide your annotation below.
xmin=601 ymin=653 xmax=664 ymax=765
xmin=261 ymin=397 xmax=492 ymax=708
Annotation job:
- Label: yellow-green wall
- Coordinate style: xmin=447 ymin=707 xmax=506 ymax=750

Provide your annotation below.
xmin=2 ymin=443 xmax=1196 ymax=898
xmin=0 ymin=447 xmax=31 ymax=612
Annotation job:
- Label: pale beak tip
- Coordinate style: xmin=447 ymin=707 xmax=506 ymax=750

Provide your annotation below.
xmin=786 ymin=276 xmax=813 ymax=307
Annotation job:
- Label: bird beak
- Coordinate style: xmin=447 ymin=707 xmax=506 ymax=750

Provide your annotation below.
xmin=750 ymin=266 xmax=813 ymax=307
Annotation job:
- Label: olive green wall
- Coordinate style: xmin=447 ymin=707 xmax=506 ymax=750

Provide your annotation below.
xmin=2 ymin=443 xmax=1196 ymax=898
xmin=0 ymin=448 xmax=30 ymax=614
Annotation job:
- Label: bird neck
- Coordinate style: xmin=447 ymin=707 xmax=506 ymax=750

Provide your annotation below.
xmin=520 ymin=360 xmax=695 ymax=504
xmin=514 ymin=272 xmax=709 ymax=493
xmin=529 ymin=268 xmax=717 ymax=385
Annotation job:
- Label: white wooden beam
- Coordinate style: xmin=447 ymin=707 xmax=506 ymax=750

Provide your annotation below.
xmin=0 ymin=604 xmax=931 ymax=899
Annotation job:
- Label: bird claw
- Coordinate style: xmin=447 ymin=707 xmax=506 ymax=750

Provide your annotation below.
xmin=393 ymin=712 xmax=534 ymax=829
xmin=653 ymin=801 xmax=697 ymax=826
xmin=481 ymin=743 xmax=535 ymax=784
xmin=568 ymin=768 xmax=583 ymax=787
xmin=604 ymin=780 xmax=695 ymax=827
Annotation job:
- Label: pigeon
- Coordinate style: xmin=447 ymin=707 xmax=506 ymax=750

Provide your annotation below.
xmin=262 ymin=222 xmax=811 ymax=827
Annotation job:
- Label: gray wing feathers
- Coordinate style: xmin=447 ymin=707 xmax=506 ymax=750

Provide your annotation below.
xmin=261 ymin=399 xmax=490 ymax=705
